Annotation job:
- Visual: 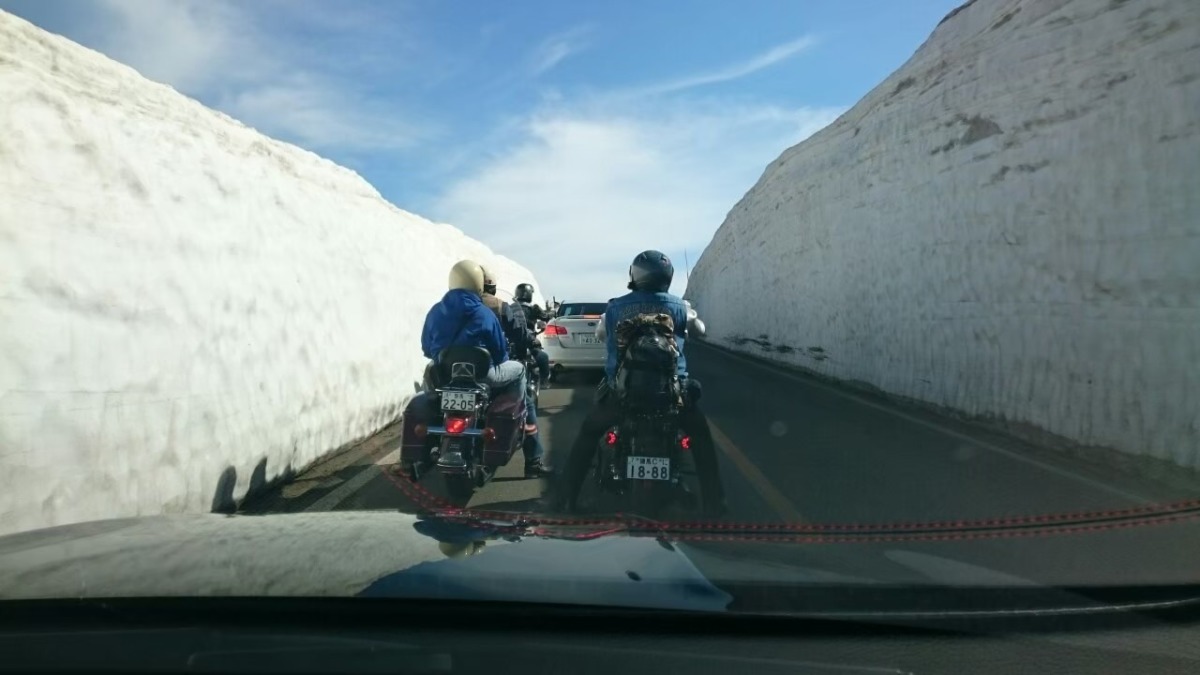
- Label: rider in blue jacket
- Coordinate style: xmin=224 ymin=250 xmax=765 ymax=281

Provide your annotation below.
xmin=553 ymin=250 xmax=726 ymax=515
xmin=421 ymin=260 xmax=550 ymax=477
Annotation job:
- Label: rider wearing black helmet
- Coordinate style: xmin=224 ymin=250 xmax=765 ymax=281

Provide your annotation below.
xmin=552 ymin=250 xmax=727 ymax=516
xmin=513 ymin=283 xmax=552 ymax=387
xmin=467 ymin=266 xmax=551 ymax=477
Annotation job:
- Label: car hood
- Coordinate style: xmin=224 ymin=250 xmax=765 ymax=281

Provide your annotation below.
xmin=0 ymin=512 xmax=730 ymax=612
xmin=3 ymin=510 xmax=1199 ymax=614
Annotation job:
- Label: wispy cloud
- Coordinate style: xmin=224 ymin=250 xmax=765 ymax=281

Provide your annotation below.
xmin=90 ymin=0 xmax=260 ymax=92
xmin=625 ymin=35 xmax=817 ymax=97
xmin=225 ymin=77 xmax=429 ymax=152
xmin=79 ymin=0 xmax=430 ymax=154
xmin=435 ymin=30 xmax=832 ymax=298
xmin=529 ymin=25 xmax=593 ymax=76
xmin=435 ymin=100 xmax=843 ymax=299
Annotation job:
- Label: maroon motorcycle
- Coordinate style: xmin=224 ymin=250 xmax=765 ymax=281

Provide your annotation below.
xmin=399 ymin=346 xmax=529 ymax=504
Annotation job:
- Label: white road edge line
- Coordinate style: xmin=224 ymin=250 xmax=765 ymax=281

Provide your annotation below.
xmin=694 ymin=341 xmax=1156 ymax=505
xmin=305 ymin=448 xmax=401 ymax=512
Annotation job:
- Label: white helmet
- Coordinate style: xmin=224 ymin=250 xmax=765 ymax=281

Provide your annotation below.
xmin=480 ymin=265 xmax=497 ymax=295
xmin=449 ymin=260 xmax=485 ymax=296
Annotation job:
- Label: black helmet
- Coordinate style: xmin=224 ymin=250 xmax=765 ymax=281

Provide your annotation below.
xmin=627 ymin=250 xmax=674 ymax=292
xmin=515 ymin=283 xmax=535 ymax=303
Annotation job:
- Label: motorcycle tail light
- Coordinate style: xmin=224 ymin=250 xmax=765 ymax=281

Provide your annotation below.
xmin=414 ymin=423 xmax=428 ymax=440
xmin=680 ymin=435 xmax=692 ymax=450
xmin=605 ymin=430 xmax=619 ymax=446
xmin=483 ymin=427 xmax=497 ymax=442
xmin=445 ymin=417 xmax=469 ymax=435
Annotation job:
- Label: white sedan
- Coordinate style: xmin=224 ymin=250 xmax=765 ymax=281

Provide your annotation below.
xmin=540 ymin=302 xmax=608 ymax=380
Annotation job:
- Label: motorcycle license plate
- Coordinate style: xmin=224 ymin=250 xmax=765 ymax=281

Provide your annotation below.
xmin=627 ymin=456 xmax=670 ymax=481
xmin=441 ymin=391 xmax=477 ymax=412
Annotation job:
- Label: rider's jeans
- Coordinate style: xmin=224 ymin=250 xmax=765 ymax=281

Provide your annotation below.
xmin=533 ymin=349 xmax=551 ymax=384
xmin=486 ymin=360 xmax=526 ymax=390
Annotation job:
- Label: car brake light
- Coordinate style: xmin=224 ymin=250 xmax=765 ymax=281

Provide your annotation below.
xmin=605 ymin=430 xmax=618 ymax=446
xmin=445 ymin=417 xmax=468 ymax=435
xmin=680 ymin=435 xmax=691 ymax=451
xmin=545 ymin=324 xmax=567 ymax=336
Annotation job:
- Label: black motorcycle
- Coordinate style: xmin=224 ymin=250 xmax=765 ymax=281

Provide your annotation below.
xmin=523 ymin=355 xmax=540 ymax=410
xmin=523 ymin=322 xmax=547 ymax=409
xmin=588 ymin=325 xmax=698 ymax=518
xmin=592 ymin=408 xmax=697 ymax=517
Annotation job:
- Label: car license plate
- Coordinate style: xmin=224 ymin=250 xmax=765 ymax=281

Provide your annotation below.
xmin=626 ymin=456 xmax=670 ymax=481
xmin=577 ymin=334 xmax=600 ymax=345
xmin=441 ymin=391 xmax=476 ymax=412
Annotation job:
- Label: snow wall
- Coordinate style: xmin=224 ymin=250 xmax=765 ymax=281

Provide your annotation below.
xmin=0 ymin=11 xmax=542 ymax=536
xmin=687 ymin=0 xmax=1200 ymax=468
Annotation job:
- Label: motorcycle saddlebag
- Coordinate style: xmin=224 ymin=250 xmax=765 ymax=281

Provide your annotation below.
xmin=482 ymin=386 xmax=525 ymax=466
xmin=400 ymin=392 xmax=435 ymax=465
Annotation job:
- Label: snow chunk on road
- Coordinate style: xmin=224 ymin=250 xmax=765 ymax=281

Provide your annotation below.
xmin=0 ymin=10 xmax=540 ymax=535
xmin=686 ymin=0 xmax=1200 ymax=467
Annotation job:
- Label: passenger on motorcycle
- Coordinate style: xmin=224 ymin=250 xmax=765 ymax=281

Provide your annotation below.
xmin=479 ymin=267 xmax=505 ymax=319
xmin=421 ymin=260 xmax=550 ymax=477
xmin=514 ymin=283 xmax=552 ymax=387
xmin=479 ymin=268 xmax=537 ymax=366
xmin=552 ymin=250 xmax=727 ymax=516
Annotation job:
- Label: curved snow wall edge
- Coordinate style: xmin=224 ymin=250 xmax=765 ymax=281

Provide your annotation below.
xmin=687 ymin=0 xmax=1200 ymax=468
xmin=0 ymin=11 xmax=541 ymax=535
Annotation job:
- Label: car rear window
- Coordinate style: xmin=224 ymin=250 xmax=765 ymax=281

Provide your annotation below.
xmin=558 ymin=303 xmax=607 ymax=317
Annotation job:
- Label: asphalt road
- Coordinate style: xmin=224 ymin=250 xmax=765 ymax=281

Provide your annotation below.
xmin=246 ymin=341 xmax=1196 ymax=525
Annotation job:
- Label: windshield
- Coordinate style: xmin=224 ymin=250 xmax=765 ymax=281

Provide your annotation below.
xmin=1 ymin=0 xmax=1199 ymax=626
xmin=557 ymin=303 xmax=608 ymax=317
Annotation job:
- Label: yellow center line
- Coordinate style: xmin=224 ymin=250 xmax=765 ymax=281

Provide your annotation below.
xmin=707 ymin=420 xmax=805 ymax=522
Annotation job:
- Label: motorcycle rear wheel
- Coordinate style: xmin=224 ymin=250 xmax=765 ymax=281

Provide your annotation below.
xmin=629 ymin=480 xmax=667 ymax=519
xmin=444 ymin=472 xmax=475 ymax=505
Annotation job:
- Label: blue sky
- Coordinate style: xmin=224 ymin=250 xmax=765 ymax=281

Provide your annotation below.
xmin=1 ymin=0 xmax=964 ymax=299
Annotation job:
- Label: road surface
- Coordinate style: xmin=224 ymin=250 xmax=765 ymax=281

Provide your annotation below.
xmin=246 ymin=341 xmax=1195 ymax=525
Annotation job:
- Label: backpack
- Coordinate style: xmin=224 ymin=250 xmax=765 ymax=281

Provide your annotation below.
xmin=502 ymin=301 xmax=533 ymax=359
xmin=613 ymin=313 xmax=683 ymax=412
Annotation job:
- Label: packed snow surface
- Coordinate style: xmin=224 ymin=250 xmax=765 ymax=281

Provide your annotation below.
xmin=687 ymin=0 xmax=1200 ymax=467
xmin=0 ymin=10 xmax=541 ymax=535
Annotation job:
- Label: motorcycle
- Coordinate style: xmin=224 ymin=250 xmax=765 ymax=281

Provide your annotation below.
xmin=584 ymin=305 xmax=708 ymax=518
xmin=398 ymin=346 xmax=529 ymax=504
xmin=523 ymin=354 xmax=541 ymax=410
xmin=523 ymin=321 xmax=547 ymax=409
xmin=591 ymin=404 xmax=697 ymax=518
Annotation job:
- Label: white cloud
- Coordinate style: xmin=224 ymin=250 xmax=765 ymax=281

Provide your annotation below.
xmin=225 ymin=77 xmax=427 ymax=152
xmin=435 ymin=101 xmax=844 ymax=300
xmin=91 ymin=0 xmax=258 ymax=92
xmin=530 ymin=26 xmax=592 ymax=76
xmin=624 ymin=35 xmax=817 ymax=97
xmin=85 ymin=0 xmax=428 ymax=154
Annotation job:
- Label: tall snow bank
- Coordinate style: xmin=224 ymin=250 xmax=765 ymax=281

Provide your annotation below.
xmin=0 ymin=10 xmax=541 ymax=535
xmin=687 ymin=0 xmax=1200 ymax=467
